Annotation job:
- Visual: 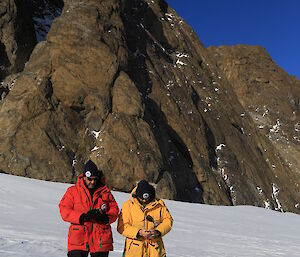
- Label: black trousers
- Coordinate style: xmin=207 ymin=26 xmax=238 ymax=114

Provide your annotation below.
xmin=67 ymin=250 xmax=109 ymax=257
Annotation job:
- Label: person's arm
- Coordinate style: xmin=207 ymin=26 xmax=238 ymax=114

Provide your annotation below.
xmin=117 ymin=201 xmax=141 ymax=239
xmin=59 ymin=187 xmax=83 ymax=224
xmin=103 ymin=190 xmax=119 ymax=224
xmin=75 ymin=190 xmax=119 ymax=225
xmin=154 ymin=203 xmax=173 ymax=237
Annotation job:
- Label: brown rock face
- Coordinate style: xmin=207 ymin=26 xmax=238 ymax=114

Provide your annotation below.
xmin=209 ymin=45 xmax=300 ymax=193
xmin=0 ymin=0 xmax=299 ymax=213
xmin=0 ymin=0 xmax=36 ymax=80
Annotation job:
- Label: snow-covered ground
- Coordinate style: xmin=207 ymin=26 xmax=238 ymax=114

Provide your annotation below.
xmin=1 ymin=173 xmax=300 ymax=257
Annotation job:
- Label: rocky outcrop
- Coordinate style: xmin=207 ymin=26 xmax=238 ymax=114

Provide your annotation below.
xmin=0 ymin=0 xmax=299 ymax=213
xmin=0 ymin=0 xmax=36 ymax=80
xmin=209 ymin=45 xmax=300 ymax=188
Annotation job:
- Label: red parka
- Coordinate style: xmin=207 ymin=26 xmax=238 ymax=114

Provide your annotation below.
xmin=59 ymin=174 xmax=119 ymax=253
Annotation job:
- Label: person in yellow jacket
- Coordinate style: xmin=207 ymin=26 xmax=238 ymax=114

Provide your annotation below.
xmin=117 ymin=180 xmax=173 ymax=257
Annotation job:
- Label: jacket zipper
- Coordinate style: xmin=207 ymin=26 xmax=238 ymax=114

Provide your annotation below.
xmin=99 ymin=228 xmax=102 ymax=249
xmin=82 ymin=186 xmax=91 ymax=251
xmin=144 ymin=210 xmax=149 ymax=257
xmin=83 ymin=187 xmax=92 ymax=210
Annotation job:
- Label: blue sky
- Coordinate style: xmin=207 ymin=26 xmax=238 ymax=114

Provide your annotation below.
xmin=166 ymin=0 xmax=300 ymax=79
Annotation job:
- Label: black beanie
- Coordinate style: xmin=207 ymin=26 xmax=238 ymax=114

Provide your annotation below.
xmin=83 ymin=160 xmax=102 ymax=178
xmin=136 ymin=180 xmax=155 ymax=202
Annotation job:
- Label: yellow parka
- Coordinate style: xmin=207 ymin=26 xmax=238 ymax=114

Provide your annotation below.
xmin=117 ymin=187 xmax=173 ymax=257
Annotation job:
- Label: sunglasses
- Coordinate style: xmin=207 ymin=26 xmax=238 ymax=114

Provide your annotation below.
xmin=86 ymin=177 xmax=98 ymax=182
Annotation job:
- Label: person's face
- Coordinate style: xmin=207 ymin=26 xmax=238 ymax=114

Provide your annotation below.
xmin=138 ymin=196 xmax=150 ymax=205
xmin=84 ymin=176 xmax=98 ymax=189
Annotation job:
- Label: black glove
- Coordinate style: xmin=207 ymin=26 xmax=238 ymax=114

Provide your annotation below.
xmin=79 ymin=209 xmax=109 ymax=224
xmin=79 ymin=211 xmax=90 ymax=224
xmin=152 ymin=230 xmax=161 ymax=238
xmin=92 ymin=209 xmax=109 ymax=223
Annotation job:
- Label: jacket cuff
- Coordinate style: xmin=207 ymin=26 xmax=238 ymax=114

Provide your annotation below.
xmin=136 ymin=229 xmax=141 ymax=238
xmin=130 ymin=227 xmax=141 ymax=239
xmin=155 ymin=224 xmax=170 ymax=237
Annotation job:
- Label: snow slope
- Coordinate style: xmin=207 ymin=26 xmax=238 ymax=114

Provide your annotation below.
xmin=0 ymin=173 xmax=300 ymax=257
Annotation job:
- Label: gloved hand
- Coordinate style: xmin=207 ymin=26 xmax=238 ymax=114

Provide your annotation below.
xmin=92 ymin=209 xmax=109 ymax=223
xmin=79 ymin=209 xmax=108 ymax=224
xmin=79 ymin=210 xmax=93 ymax=224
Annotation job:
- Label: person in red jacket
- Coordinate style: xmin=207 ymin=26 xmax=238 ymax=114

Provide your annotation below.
xmin=59 ymin=160 xmax=119 ymax=257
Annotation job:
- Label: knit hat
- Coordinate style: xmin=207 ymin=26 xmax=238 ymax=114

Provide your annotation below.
xmin=136 ymin=180 xmax=155 ymax=202
xmin=83 ymin=160 xmax=102 ymax=178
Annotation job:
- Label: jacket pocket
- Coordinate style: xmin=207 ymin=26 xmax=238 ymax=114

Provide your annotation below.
xmin=69 ymin=225 xmax=85 ymax=246
xmin=126 ymin=239 xmax=143 ymax=256
xmin=101 ymin=225 xmax=113 ymax=244
xmin=94 ymin=224 xmax=113 ymax=249
xmin=151 ymin=239 xmax=166 ymax=257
